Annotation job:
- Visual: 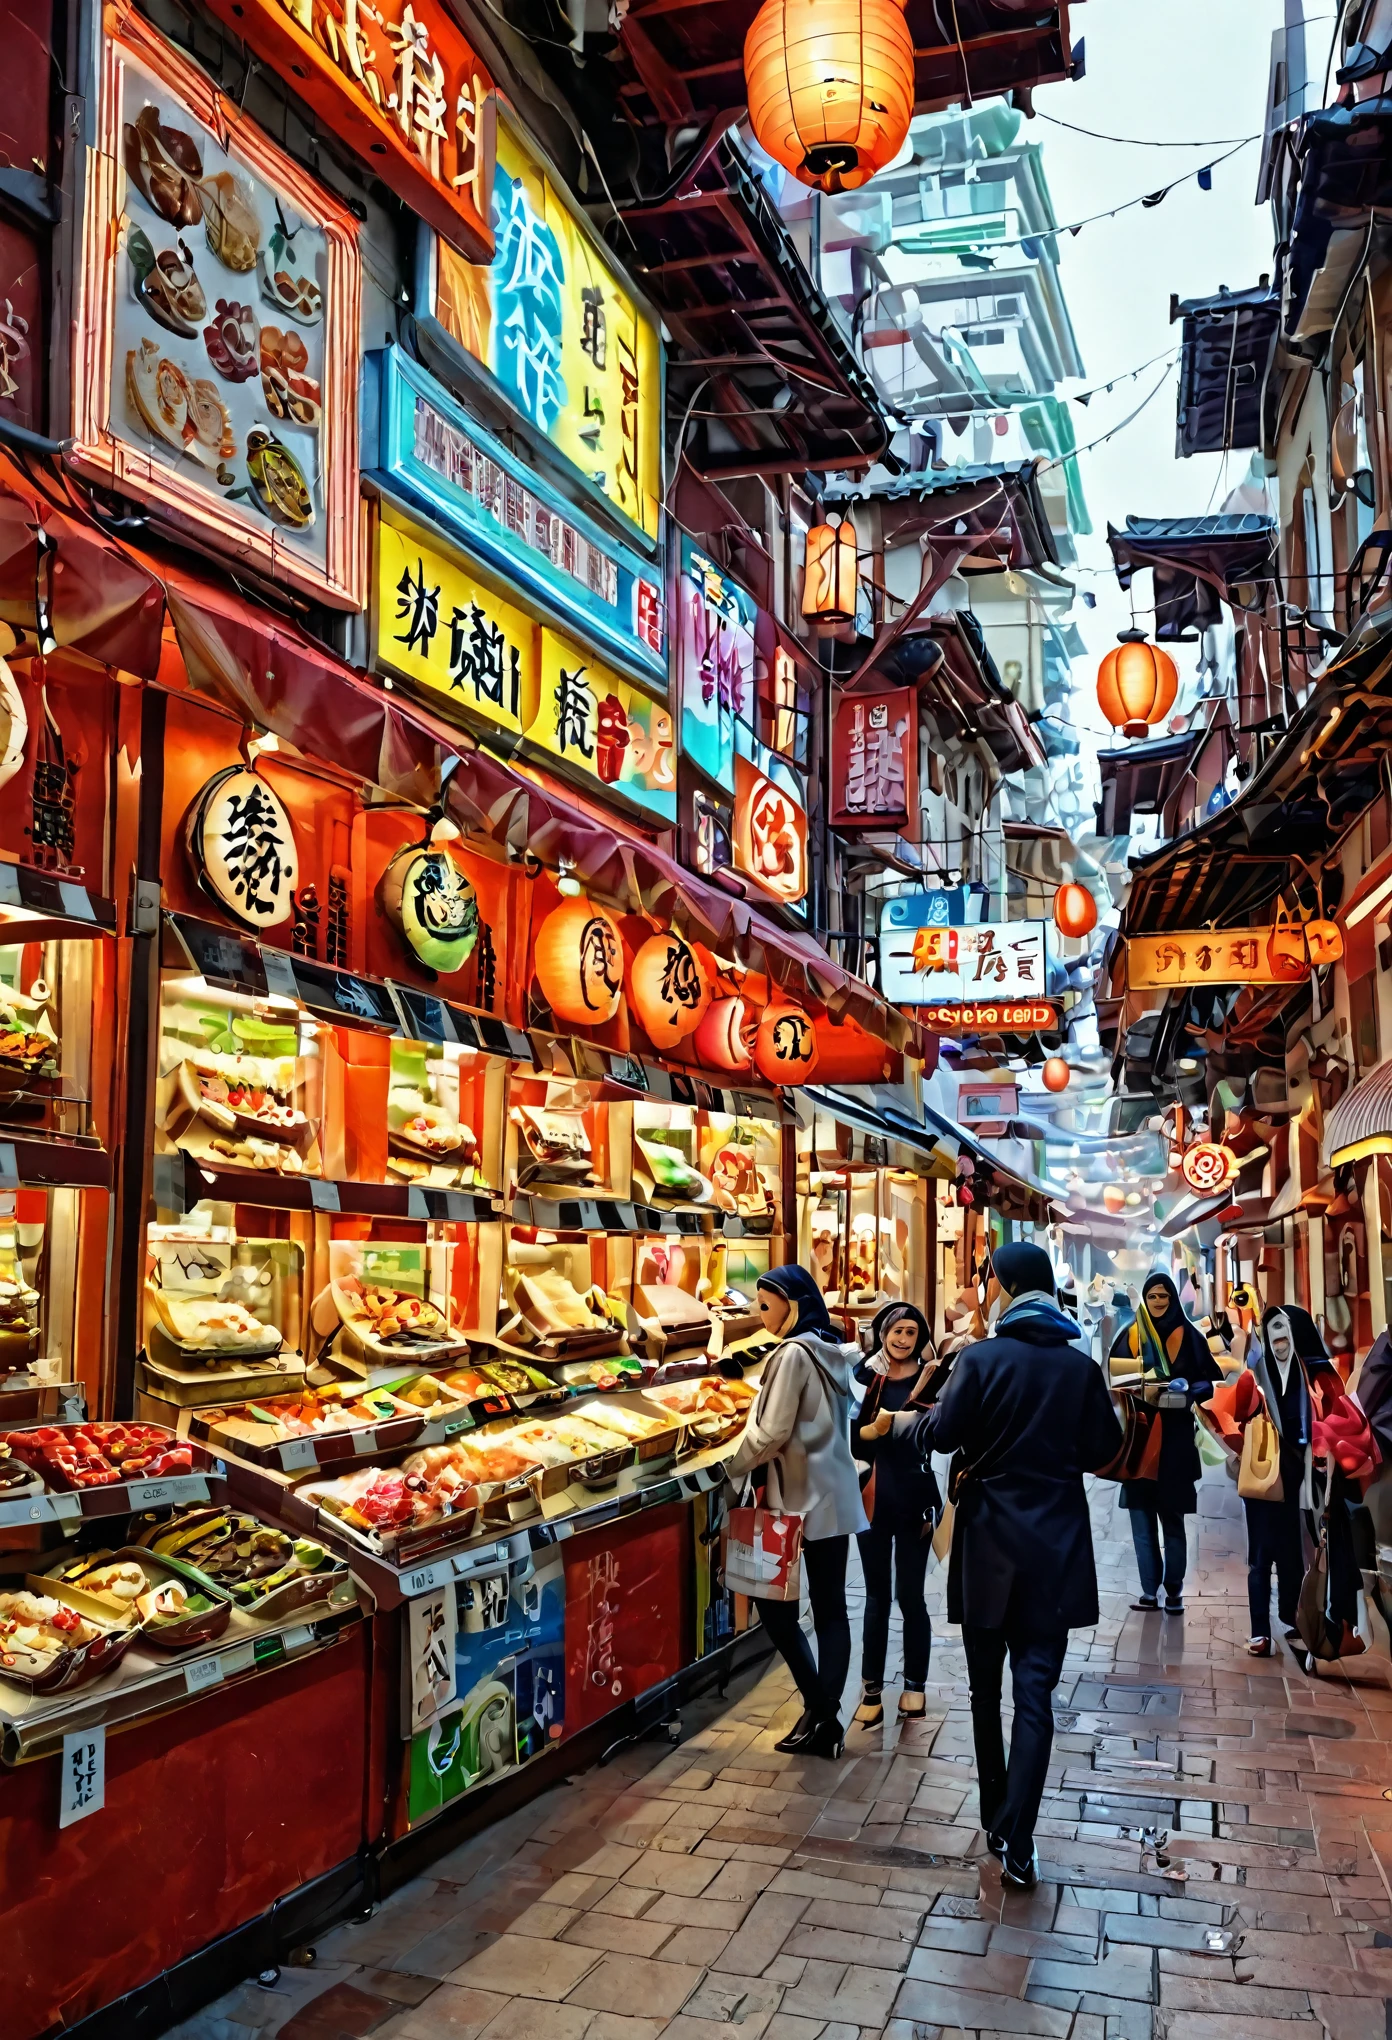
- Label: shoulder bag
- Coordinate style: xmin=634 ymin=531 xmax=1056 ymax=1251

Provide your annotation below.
xmin=1237 ymin=1406 xmax=1284 ymax=1500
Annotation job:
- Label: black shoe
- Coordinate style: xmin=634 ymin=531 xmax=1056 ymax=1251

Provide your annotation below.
xmin=1001 ymin=1847 xmax=1039 ymax=1891
xmin=774 ymin=1711 xmax=814 ymax=1753
xmin=985 ymin=1831 xmax=1007 ymax=1862
xmin=1131 ymin=1596 xmax=1159 ymax=1611
xmin=1163 ymin=1596 xmax=1184 ymax=1614
xmin=805 ymin=1717 xmax=845 ymax=1759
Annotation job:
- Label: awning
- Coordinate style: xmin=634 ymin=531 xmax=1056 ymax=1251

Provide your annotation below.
xmin=873 ymin=613 xmax=1047 ymax=775
xmin=830 ymin=463 xmax=1061 ymax=576
xmin=0 ymin=453 xmax=165 ymax=675
xmin=1171 ymin=286 xmax=1280 ymax=458
xmin=1160 ymin=1188 xmax=1235 ymax=1240
xmin=1284 ymin=99 xmax=1392 ymax=342
xmin=800 ymin=1086 xmax=954 ymax=1169
xmin=1107 ymin=514 xmax=1278 ymax=637
xmin=1096 ymin=715 xmax=1233 ymax=839
xmin=1323 ymin=1058 xmax=1392 ymax=1167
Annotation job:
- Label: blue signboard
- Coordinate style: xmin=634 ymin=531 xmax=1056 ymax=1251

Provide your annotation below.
xmin=365 ymin=347 xmax=667 ymax=694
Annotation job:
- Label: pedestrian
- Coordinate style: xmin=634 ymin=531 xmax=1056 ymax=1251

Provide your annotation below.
xmin=726 ymin=1262 xmax=868 ymax=1758
xmin=1241 ymin=1304 xmax=1337 ymax=1657
xmin=850 ymin=1302 xmax=943 ymax=1728
xmin=865 ymin=1240 xmax=1122 ymax=1887
xmin=1110 ymin=1270 xmax=1222 ymax=1615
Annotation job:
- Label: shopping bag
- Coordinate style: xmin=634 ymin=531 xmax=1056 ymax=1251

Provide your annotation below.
xmin=1238 ymin=1409 xmax=1283 ymax=1500
xmin=1094 ymin=1394 xmax=1162 ymax=1482
xmin=723 ymin=1504 xmax=804 ymax=1601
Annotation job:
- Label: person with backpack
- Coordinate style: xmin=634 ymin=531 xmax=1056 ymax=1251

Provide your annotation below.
xmin=850 ymin=1303 xmax=945 ymax=1728
xmin=724 ymin=1263 xmax=868 ymax=1760
xmin=864 ymin=1241 xmax=1121 ymax=1887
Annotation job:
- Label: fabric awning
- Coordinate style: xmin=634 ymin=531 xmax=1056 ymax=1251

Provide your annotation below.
xmin=1323 ymin=1058 xmax=1392 ymax=1166
xmin=0 ymin=452 xmax=165 ymax=675
xmin=800 ymin=1086 xmax=953 ymax=1170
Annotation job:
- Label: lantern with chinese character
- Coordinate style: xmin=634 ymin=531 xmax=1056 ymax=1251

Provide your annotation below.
xmin=1095 ymin=631 xmax=1179 ymax=739
xmin=754 ymin=1001 xmax=819 ymax=1084
xmin=1052 ymin=882 xmax=1098 ymax=941
xmin=745 ymin=0 xmax=915 ymax=196
xmin=186 ymin=766 xmax=299 ymax=932
xmin=534 ymin=896 xmax=625 ymax=1027
xmin=1180 ymin=1142 xmax=1239 ymax=1195
xmin=1042 ymin=1056 xmax=1071 ymax=1093
xmin=628 ymin=930 xmax=712 ymax=1049
xmin=802 ymin=519 xmax=859 ymax=623
xmin=1304 ymin=917 xmax=1344 ymax=968
xmin=694 ymin=995 xmax=756 ymax=1073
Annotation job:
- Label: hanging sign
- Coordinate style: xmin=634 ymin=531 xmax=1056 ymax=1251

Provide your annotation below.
xmin=1126 ymin=929 xmax=1307 ymax=990
xmin=678 ymin=538 xmax=757 ymax=788
xmin=922 ymin=1002 xmax=1057 ymax=1033
xmin=881 ymin=897 xmax=1049 ymax=1005
xmin=185 ymin=767 xmax=299 ymax=932
xmin=830 ymin=687 xmax=917 ymax=829
xmin=73 ymin=11 xmax=362 ymax=608
xmin=524 ymin=631 xmax=675 ymax=823
xmin=376 ymin=515 xmax=535 ymax=737
xmin=429 ymin=109 xmax=662 ymax=540
xmin=958 ymin=1082 xmax=1019 ymax=1123
xmin=195 ymin=0 xmax=495 ymax=263
xmin=1179 ymin=1142 xmax=1239 ymax=1195
xmin=733 ymin=742 xmax=808 ymax=907
xmin=369 ymin=348 xmax=665 ymax=687
xmin=380 ymin=842 xmax=480 ymax=976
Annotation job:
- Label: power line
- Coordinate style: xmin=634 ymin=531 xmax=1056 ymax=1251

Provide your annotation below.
xmin=1035 ymin=113 xmax=1259 ymax=149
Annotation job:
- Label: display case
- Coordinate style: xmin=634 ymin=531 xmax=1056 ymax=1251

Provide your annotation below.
xmin=796 ymin=1106 xmax=931 ymax=1328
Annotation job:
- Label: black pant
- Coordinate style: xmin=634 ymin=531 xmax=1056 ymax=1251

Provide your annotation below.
xmin=857 ymin=1511 xmax=931 ymax=1687
xmin=1128 ymin=1505 xmax=1187 ymax=1600
xmin=961 ymin=1595 xmax=1068 ymax=1866
xmin=756 ymin=1533 xmax=851 ymax=1724
xmin=1245 ymin=1493 xmax=1304 ymax=1637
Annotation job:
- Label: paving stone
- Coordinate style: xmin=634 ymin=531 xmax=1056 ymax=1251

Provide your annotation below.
xmin=564 ymin=1954 xmax=706 ymax=2019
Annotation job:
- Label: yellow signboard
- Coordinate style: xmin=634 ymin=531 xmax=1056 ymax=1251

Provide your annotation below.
xmin=376 ymin=518 xmax=535 ymax=737
xmin=527 ymin=631 xmax=676 ymax=822
xmin=1127 ymin=929 xmax=1305 ymax=990
xmin=433 ymin=112 xmax=662 ymax=541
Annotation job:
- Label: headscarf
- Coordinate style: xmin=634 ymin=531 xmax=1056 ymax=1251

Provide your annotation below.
xmin=1253 ymin=1304 xmax=1333 ymax=1445
xmin=1122 ymin=1270 xmax=1213 ymax=1381
xmin=863 ymin=1302 xmax=933 ymax=1377
xmin=990 ymin=1241 xmax=1056 ymax=1299
xmin=757 ymin=1263 xmax=836 ymax=1342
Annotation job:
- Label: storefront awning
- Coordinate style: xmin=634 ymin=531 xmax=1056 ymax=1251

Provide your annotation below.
xmin=1107 ymin=514 xmax=1278 ymax=637
xmin=800 ymin=1086 xmax=954 ymax=1169
xmin=0 ymin=453 xmax=165 ymax=675
xmin=1323 ymin=1058 xmax=1392 ymax=1167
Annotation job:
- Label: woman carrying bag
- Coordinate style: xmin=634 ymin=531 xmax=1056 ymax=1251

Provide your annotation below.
xmin=850 ymin=1303 xmax=943 ymax=1729
xmin=1110 ymin=1271 xmax=1222 ymax=1615
xmin=724 ymin=1264 xmax=867 ymax=1759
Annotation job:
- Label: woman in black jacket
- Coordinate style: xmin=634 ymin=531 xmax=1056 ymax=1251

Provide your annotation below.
xmin=850 ymin=1303 xmax=944 ymax=1729
xmin=1110 ymin=1271 xmax=1222 ymax=1615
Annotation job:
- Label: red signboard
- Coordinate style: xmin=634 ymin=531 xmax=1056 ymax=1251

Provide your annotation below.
xmin=830 ymin=686 xmax=917 ymax=830
xmin=922 ymin=1001 xmax=1057 ymax=1033
xmin=195 ymin=0 xmax=496 ymax=262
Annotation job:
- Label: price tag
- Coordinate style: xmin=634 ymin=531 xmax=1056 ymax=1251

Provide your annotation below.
xmin=0 ymin=863 xmax=20 ymax=907
xmin=184 ymin=1654 xmax=225 ymax=1695
xmin=126 ymin=1478 xmax=178 ymax=1509
xmin=0 ymin=1495 xmax=47 ymax=1526
xmin=220 ymin=1641 xmax=256 ymax=1676
xmin=309 ymin=1180 xmax=342 ymax=1213
xmin=58 ymin=881 xmax=96 ymax=923
xmin=405 ymin=1559 xmax=453 ymax=1596
xmin=443 ymin=1413 xmax=475 ymax=1437
xmin=50 ymin=1493 xmax=82 ymax=1523
xmin=356 ymin=1429 xmax=378 ymax=1456
xmin=59 ymin=1727 xmax=105 ymax=1828
xmin=281 ymin=1623 xmax=315 ymax=1653
xmin=579 ymin=1200 xmax=602 ymax=1231
xmin=260 ymin=948 xmax=300 ymax=1001
xmin=406 ymin=1186 xmax=430 ymax=1220
xmin=279 ymin=1437 xmax=319 ymax=1471
xmin=0 ymin=1144 xmax=19 ymax=1189
xmin=444 ymin=1192 xmax=473 ymax=1223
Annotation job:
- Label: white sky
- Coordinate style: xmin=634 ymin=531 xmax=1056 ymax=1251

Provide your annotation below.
xmin=1026 ymin=0 xmax=1313 ymax=710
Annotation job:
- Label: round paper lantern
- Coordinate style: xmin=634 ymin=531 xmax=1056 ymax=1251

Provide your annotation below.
xmin=1096 ymin=633 xmax=1179 ymax=739
xmin=1102 ymin=1184 xmax=1126 ymax=1214
xmin=754 ymin=1001 xmax=819 ymax=1084
xmin=533 ymin=896 xmax=624 ymax=1027
xmin=744 ymin=0 xmax=915 ymax=196
xmin=694 ymin=995 xmax=756 ymax=1072
xmin=1180 ymin=1142 xmax=1238 ymax=1195
xmin=1304 ymin=917 xmax=1344 ymax=968
xmin=628 ymin=930 xmax=711 ymax=1049
xmin=1042 ymin=1056 xmax=1071 ymax=1092
xmin=185 ymin=765 xmax=298 ymax=931
xmin=1052 ymin=882 xmax=1098 ymax=940
xmin=379 ymin=843 xmax=479 ymax=976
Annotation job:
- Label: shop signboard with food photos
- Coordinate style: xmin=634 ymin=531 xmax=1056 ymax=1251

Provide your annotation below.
xmin=419 ymin=109 xmax=663 ymax=546
xmin=72 ymin=10 xmax=362 ymax=608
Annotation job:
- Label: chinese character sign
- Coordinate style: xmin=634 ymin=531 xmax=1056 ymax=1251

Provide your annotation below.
xmin=830 ymin=687 xmax=917 ymax=828
xmin=733 ymin=746 xmax=808 ymax=907
xmin=881 ymin=897 xmax=1049 ymax=1005
xmin=527 ymin=631 xmax=676 ymax=823
xmin=433 ymin=114 xmax=662 ymax=540
xmin=187 ymin=767 xmax=301 ymax=932
xmin=1126 ymin=929 xmax=1304 ymax=990
xmin=196 ymin=0 xmax=495 ymax=261
xmin=375 ymin=517 xmax=536 ymax=737
xmin=678 ymin=537 xmax=757 ymax=788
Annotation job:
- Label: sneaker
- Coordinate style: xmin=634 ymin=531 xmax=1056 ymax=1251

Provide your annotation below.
xmin=1247 ymin=1636 xmax=1272 ymax=1657
xmin=1001 ymin=1847 xmax=1039 ymax=1891
xmin=1131 ymin=1597 xmax=1159 ymax=1611
xmin=1163 ymin=1596 xmax=1184 ymax=1615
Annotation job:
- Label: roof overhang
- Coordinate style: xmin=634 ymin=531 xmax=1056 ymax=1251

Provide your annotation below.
xmin=1107 ymin=514 xmax=1279 ymax=639
xmin=830 ymin=463 xmax=1061 ymax=573
xmin=1170 ymin=285 xmax=1280 ymax=457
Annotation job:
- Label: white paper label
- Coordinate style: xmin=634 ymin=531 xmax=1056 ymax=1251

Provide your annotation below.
xmin=0 ymin=1495 xmax=48 ymax=1526
xmin=0 ymin=1144 xmax=19 ymax=1188
xmin=279 ymin=1436 xmax=319 ymax=1471
xmin=309 ymin=1180 xmax=342 ymax=1213
xmin=356 ymin=1429 xmax=378 ymax=1457
xmin=0 ymin=863 xmax=19 ymax=906
xmin=406 ymin=1186 xmax=430 ymax=1220
xmin=260 ymin=948 xmax=299 ymax=1000
xmin=50 ymin=1493 xmax=82 ymax=1523
xmin=59 ymin=1728 xmax=105 ymax=1827
xmin=59 ymin=881 xmax=96 ymax=923
xmin=281 ymin=1622 xmax=315 ymax=1652
xmin=184 ymin=1654 xmax=225 ymax=1695
xmin=220 ymin=1641 xmax=256 ymax=1676
xmin=405 ymin=1559 xmax=452 ymax=1596
xmin=126 ymin=1478 xmax=178 ymax=1509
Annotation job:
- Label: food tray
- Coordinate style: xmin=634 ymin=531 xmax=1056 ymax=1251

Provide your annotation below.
xmin=282 ymin=1465 xmax=488 ymax=1562
xmin=45 ymin=1546 xmax=234 ymax=1652
xmin=133 ymin=1505 xmax=347 ymax=1622
xmin=0 ymin=1576 xmax=140 ymax=1694
xmin=0 ymin=1422 xmax=214 ymax=1494
xmin=164 ymin=1059 xmax=317 ymax=1154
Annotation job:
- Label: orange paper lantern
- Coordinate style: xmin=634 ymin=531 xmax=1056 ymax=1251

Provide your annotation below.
xmin=1096 ymin=633 xmax=1179 ymax=739
xmin=754 ymin=1001 xmax=819 ymax=1084
xmin=1304 ymin=917 xmax=1344 ymax=967
xmin=693 ymin=995 xmax=756 ymax=1072
xmin=628 ymin=930 xmax=711 ymax=1049
xmin=802 ymin=519 xmax=859 ymax=622
xmin=1042 ymin=1057 xmax=1071 ymax=1093
xmin=1052 ymin=882 xmax=1098 ymax=940
xmin=745 ymin=0 xmax=915 ymax=196
xmin=1102 ymin=1183 xmax=1126 ymax=1214
xmin=533 ymin=896 xmax=624 ymax=1027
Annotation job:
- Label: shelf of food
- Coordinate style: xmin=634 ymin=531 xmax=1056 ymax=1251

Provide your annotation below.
xmin=152 ymin=1152 xmax=502 ymax=1222
xmin=0 ymin=1423 xmax=223 ymax=1527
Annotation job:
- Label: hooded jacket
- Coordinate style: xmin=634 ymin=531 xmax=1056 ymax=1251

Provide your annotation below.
xmin=726 ymin=1326 xmax=869 ymax=1541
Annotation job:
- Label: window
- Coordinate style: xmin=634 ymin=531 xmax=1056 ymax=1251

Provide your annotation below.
xmin=1350 ymin=970 xmax=1379 ymax=1072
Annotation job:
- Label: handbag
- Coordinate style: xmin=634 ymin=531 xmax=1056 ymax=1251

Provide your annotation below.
xmin=1238 ymin=1409 xmax=1284 ymax=1500
xmin=1094 ymin=1392 xmax=1163 ymax=1483
xmin=722 ymin=1463 xmax=803 ymax=1602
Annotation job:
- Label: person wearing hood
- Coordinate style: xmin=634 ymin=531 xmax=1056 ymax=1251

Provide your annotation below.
xmin=850 ymin=1303 xmax=943 ymax=1729
xmin=725 ymin=1264 xmax=868 ymax=1759
xmin=865 ymin=1241 xmax=1122 ymax=1889
xmin=1242 ymin=1304 xmax=1336 ymax=1657
xmin=1110 ymin=1271 xmax=1223 ymax=1616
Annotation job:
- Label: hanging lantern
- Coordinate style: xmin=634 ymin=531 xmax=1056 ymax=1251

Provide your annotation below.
xmin=1095 ymin=631 xmax=1179 ymax=739
xmin=693 ymin=995 xmax=756 ymax=1072
xmin=753 ymin=1001 xmax=819 ymax=1084
xmin=1180 ymin=1142 xmax=1239 ymax=1195
xmin=1266 ymin=905 xmax=1310 ymax=983
xmin=1042 ymin=1056 xmax=1071 ymax=1093
xmin=802 ymin=518 xmax=859 ymax=623
xmin=1304 ymin=917 xmax=1344 ymax=968
xmin=1052 ymin=882 xmax=1098 ymax=941
xmin=533 ymin=896 xmax=625 ymax=1027
xmin=1102 ymin=1183 xmax=1126 ymax=1214
xmin=745 ymin=0 xmax=915 ymax=196
xmin=627 ymin=930 xmax=712 ymax=1049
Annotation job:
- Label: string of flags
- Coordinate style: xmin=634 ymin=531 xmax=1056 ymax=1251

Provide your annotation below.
xmin=970 ymin=137 xmax=1258 ymax=256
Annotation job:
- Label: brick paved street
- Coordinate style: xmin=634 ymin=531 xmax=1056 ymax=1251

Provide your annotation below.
xmin=178 ymin=1469 xmax=1392 ymax=2040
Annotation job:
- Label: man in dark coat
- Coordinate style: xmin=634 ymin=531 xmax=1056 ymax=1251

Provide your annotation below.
xmin=867 ymin=1241 xmax=1122 ymax=1888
